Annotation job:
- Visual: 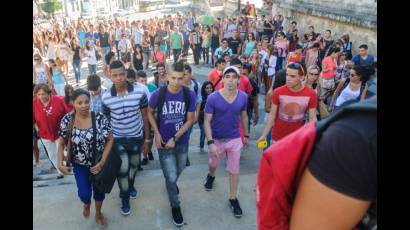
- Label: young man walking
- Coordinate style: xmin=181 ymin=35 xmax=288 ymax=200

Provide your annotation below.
xmin=203 ymin=66 xmax=250 ymax=218
xmin=147 ymin=62 xmax=196 ymax=227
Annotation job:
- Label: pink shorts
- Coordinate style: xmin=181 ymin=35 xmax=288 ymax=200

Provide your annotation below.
xmin=208 ymin=137 xmax=243 ymax=175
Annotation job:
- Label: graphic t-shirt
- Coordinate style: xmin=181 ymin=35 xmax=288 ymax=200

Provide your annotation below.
xmin=228 ymin=37 xmax=242 ymax=54
xmin=148 ymin=87 xmax=196 ymax=144
xmin=204 ymin=91 xmax=248 ymax=139
xmin=271 ymin=85 xmax=317 ymax=141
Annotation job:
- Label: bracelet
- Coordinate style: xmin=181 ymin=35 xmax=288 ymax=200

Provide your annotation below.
xmin=145 ymin=139 xmax=151 ymax=143
xmin=244 ymin=135 xmax=250 ymax=138
xmin=207 ymin=140 xmax=215 ymax=145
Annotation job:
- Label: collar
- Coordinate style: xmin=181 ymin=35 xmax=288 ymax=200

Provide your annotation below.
xmin=110 ymin=82 xmax=133 ymax=96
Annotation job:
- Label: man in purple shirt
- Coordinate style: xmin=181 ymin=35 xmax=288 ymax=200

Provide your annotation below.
xmin=147 ymin=62 xmax=195 ymax=227
xmin=203 ymin=65 xmax=250 ymax=218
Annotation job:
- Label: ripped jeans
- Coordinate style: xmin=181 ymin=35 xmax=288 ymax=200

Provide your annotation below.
xmin=113 ymin=137 xmax=143 ymax=200
xmin=158 ymin=143 xmax=188 ymax=208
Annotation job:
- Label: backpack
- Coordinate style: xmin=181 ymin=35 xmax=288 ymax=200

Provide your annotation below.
xmin=155 ymin=86 xmax=191 ymax=129
xmin=192 ymin=79 xmax=199 ymax=96
xmin=256 ymin=97 xmax=377 ymax=230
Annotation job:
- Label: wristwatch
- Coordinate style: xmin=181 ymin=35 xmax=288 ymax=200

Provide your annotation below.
xmin=173 ymin=135 xmax=179 ymax=142
xmin=207 ymin=140 xmax=215 ymax=145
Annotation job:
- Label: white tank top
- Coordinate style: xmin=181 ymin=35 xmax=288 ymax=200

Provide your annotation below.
xmin=35 ymin=66 xmax=48 ymax=84
xmin=335 ymin=83 xmax=361 ymax=106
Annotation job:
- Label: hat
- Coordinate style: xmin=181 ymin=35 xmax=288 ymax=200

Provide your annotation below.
xmin=223 ymin=66 xmax=240 ymax=76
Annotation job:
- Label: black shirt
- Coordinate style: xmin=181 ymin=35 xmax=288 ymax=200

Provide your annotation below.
xmin=308 ymin=111 xmax=377 ymax=201
xmin=71 ymin=43 xmax=81 ymax=61
xmin=228 ymin=37 xmax=242 ymax=54
xmin=263 ymin=20 xmax=273 ymax=34
xmin=211 ymin=34 xmax=220 ymax=49
xmin=98 ymin=32 xmax=110 ymax=47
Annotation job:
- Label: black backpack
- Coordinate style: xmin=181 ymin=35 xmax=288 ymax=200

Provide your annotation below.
xmin=155 ymin=86 xmax=191 ymax=129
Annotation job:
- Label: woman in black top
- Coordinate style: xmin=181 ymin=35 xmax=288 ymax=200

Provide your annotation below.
xmin=71 ymin=37 xmax=82 ymax=85
xmin=211 ymin=26 xmax=220 ymax=67
xmin=132 ymin=44 xmax=144 ymax=71
xmin=198 ymin=81 xmax=215 ymax=151
xmin=57 ymin=89 xmax=113 ymax=229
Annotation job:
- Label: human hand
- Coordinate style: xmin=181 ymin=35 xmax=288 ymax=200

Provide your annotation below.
xmin=165 ymin=137 xmax=175 ymax=149
xmin=208 ymin=143 xmax=218 ymax=157
xmin=90 ymin=161 xmax=104 ymax=175
xmin=58 ymin=163 xmax=73 ymax=175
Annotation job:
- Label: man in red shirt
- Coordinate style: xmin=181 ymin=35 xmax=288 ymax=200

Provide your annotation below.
xmin=258 ymin=62 xmax=317 ymax=143
xmin=33 ymin=84 xmax=69 ymax=178
xmin=208 ymin=58 xmax=226 ymax=90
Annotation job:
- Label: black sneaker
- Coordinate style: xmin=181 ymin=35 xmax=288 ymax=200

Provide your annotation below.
xmin=137 ymin=163 xmax=143 ymax=171
xmin=171 ymin=207 xmax=184 ymax=227
xmin=229 ymin=198 xmax=243 ymax=218
xmin=186 ymin=157 xmax=190 ymax=166
xmin=148 ymin=151 xmax=154 ymax=160
xmin=204 ymin=174 xmax=215 ymax=191
xmin=141 ymin=158 xmax=149 ymax=165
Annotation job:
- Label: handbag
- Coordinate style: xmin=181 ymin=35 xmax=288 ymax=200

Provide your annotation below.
xmin=90 ymin=112 xmax=122 ymax=194
xmin=321 ymin=77 xmax=335 ymax=90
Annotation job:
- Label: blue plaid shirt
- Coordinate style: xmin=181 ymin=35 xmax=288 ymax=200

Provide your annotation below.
xmin=90 ymin=88 xmax=105 ymax=113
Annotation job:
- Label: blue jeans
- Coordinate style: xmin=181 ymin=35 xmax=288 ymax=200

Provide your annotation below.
xmin=158 ymin=143 xmax=188 ymax=208
xmin=113 ymin=137 xmax=143 ymax=200
xmin=72 ymin=59 xmax=81 ymax=82
xmin=101 ymin=46 xmax=111 ymax=64
xmin=73 ymin=162 xmax=105 ymax=204
xmin=198 ymin=122 xmax=206 ymax=149
xmin=88 ymin=64 xmax=97 ymax=75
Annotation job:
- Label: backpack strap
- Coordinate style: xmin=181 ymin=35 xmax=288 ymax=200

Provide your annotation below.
xmin=182 ymin=86 xmax=191 ymax=123
xmin=156 ymin=86 xmax=167 ymax=129
xmin=193 ymin=80 xmax=199 ymax=96
xmin=213 ymin=75 xmax=223 ymax=89
xmin=91 ymin=111 xmax=98 ymax=166
xmin=316 ymin=96 xmax=377 ymax=139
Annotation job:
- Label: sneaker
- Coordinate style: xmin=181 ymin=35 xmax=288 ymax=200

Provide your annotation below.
xmin=130 ymin=188 xmax=137 ymax=199
xmin=137 ymin=163 xmax=143 ymax=171
xmin=141 ymin=158 xmax=149 ymax=165
xmin=148 ymin=152 xmax=154 ymax=160
xmin=186 ymin=157 xmax=190 ymax=166
xmin=171 ymin=207 xmax=184 ymax=227
xmin=120 ymin=199 xmax=131 ymax=216
xmin=229 ymin=198 xmax=243 ymax=218
xmin=204 ymin=174 xmax=215 ymax=191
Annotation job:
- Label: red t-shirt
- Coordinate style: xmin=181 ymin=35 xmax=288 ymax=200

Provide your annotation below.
xmin=152 ymin=51 xmax=166 ymax=63
xmin=271 ymin=85 xmax=317 ymax=141
xmin=208 ymin=68 xmax=224 ymax=90
xmin=221 ymin=75 xmax=253 ymax=94
xmin=33 ymin=95 xmax=69 ymax=141
xmin=59 ymin=96 xmax=74 ymax=113
xmin=321 ymin=57 xmax=337 ymax=79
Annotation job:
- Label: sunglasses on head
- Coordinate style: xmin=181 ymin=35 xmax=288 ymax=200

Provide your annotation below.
xmin=288 ymin=62 xmax=305 ymax=75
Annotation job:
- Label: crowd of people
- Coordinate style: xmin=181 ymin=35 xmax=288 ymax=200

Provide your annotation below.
xmin=33 ymin=9 xmax=377 ymax=229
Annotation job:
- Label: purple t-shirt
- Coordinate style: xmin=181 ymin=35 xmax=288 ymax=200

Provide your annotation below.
xmin=204 ymin=90 xmax=248 ymax=139
xmin=149 ymin=87 xmax=196 ymax=144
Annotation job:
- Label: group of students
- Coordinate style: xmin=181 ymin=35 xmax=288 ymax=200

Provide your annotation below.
xmin=33 ymin=12 xmax=377 ymax=229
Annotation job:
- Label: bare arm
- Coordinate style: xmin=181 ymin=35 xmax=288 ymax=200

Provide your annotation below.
xmin=240 ymin=109 xmax=249 ymax=137
xmin=194 ymin=103 xmax=200 ymax=123
xmin=204 ymin=112 xmax=213 ymax=141
xmin=290 ymin=169 xmax=370 ymax=230
xmin=264 ymin=89 xmax=273 ymax=113
xmin=329 ymin=78 xmax=346 ymax=108
xmin=360 ymin=83 xmax=368 ymax=102
xmin=308 ymin=108 xmax=317 ymax=123
xmin=175 ymin=111 xmax=194 ymax=139
xmin=258 ymin=103 xmax=277 ymax=141
xmin=141 ymin=107 xmax=150 ymax=140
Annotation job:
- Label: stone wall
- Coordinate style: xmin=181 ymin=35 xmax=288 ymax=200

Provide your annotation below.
xmin=278 ymin=0 xmax=377 ymax=57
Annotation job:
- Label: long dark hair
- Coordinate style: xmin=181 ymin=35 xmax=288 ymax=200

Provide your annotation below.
xmin=272 ymin=69 xmax=287 ymax=91
xmin=64 ymin=85 xmax=74 ymax=104
xmin=201 ymin=81 xmax=214 ymax=102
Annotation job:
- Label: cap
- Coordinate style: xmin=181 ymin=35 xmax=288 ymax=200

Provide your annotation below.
xmin=223 ymin=66 xmax=240 ymax=76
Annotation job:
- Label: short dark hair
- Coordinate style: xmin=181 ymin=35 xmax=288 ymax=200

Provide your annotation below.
xmin=194 ymin=23 xmax=199 ymax=28
xmin=230 ymin=57 xmax=242 ymax=66
xmin=242 ymin=63 xmax=252 ymax=72
xmin=291 ymin=21 xmax=297 ymax=25
xmin=33 ymin=83 xmax=52 ymax=95
xmin=326 ymin=29 xmax=331 ymax=34
xmin=359 ymin=44 xmax=368 ymax=50
xmin=109 ymin=60 xmax=124 ymax=71
xmin=216 ymin=58 xmax=226 ymax=65
xmin=136 ymin=70 xmax=147 ymax=78
xmin=156 ymin=62 xmax=166 ymax=69
xmin=308 ymin=25 xmax=314 ymax=29
xmin=173 ymin=61 xmax=184 ymax=73
xmin=87 ymin=74 xmax=101 ymax=91
xmin=353 ymin=65 xmax=375 ymax=82
xmin=127 ymin=69 xmax=136 ymax=79
xmin=184 ymin=64 xmax=192 ymax=74
xmin=105 ymin=51 xmax=115 ymax=64
xmin=287 ymin=62 xmax=305 ymax=76
xmin=326 ymin=47 xmax=341 ymax=56
xmin=221 ymin=38 xmax=228 ymax=43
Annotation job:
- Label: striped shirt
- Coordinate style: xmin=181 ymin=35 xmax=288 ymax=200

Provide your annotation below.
xmin=102 ymin=83 xmax=150 ymax=138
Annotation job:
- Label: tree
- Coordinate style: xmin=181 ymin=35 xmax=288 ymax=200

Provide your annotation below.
xmin=40 ymin=0 xmax=63 ymax=16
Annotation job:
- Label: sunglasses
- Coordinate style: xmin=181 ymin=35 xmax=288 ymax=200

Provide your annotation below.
xmin=309 ymin=72 xmax=319 ymax=76
xmin=288 ymin=62 xmax=305 ymax=75
xmin=34 ymin=58 xmax=40 ymax=61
